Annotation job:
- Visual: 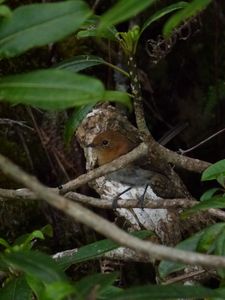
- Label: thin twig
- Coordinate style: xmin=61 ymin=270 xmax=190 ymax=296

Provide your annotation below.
xmin=1 ymin=153 xmax=225 ymax=269
xmin=0 ymin=118 xmax=34 ymax=131
xmin=152 ymin=142 xmax=211 ymax=173
xmin=1 ymin=187 xmax=225 ymax=221
xmin=164 ymin=269 xmax=210 ymax=285
xmin=66 ymin=192 xmax=195 ymax=209
xmin=178 ymin=128 xmax=225 ymax=155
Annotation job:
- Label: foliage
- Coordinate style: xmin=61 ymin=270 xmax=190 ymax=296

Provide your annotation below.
xmin=159 ymin=223 xmax=225 ymax=277
xmin=183 ymin=159 xmax=225 ymax=216
xmin=0 ymin=0 xmax=211 ymax=125
xmin=0 ymin=0 xmax=220 ymax=299
xmin=0 ymin=229 xmax=155 ymax=299
xmin=1 ymin=228 xmax=225 ymax=299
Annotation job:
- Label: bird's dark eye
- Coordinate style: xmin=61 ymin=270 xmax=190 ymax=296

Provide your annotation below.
xmin=102 ymin=140 xmax=109 ymax=146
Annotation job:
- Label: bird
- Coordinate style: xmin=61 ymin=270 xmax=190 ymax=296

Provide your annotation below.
xmin=87 ymin=130 xmax=186 ymax=207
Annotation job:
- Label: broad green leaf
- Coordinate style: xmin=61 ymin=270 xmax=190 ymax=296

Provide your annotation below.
xmin=64 ymin=104 xmax=96 ymax=145
xmin=217 ymin=174 xmax=225 ymax=188
xmin=197 ymin=223 xmax=225 ymax=253
xmin=182 ymin=196 xmax=225 ymax=217
xmin=109 ymin=284 xmax=220 ymax=299
xmin=0 ymin=70 xmax=105 ymax=110
xmin=141 ymin=1 xmax=188 ymax=35
xmin=0 ymin=237 xmax=10 ymax=248
xmin=0 ymin=276 xmax=32 ymax=300
xmin=159 ymin=232 xmax=202 ymax=278
xmin=55 ymin=230 xmax=152 ymax=270
xmin=200 ymin=187 xmax=221 ymax=201
xmin=0 ymin=5 xmax=11 ymax=18
xmin=159 ymin=223 xmax=225 ymax=278
xmin=55 ymin=55 xmax=106 ymax=72
xmin=77 ymin=16 xmax=118 ymax=40
xmin=3 ymin=250 xmax=67 ymax=284
xmin=56 ymin=55 xmax=129 ymax=77
xmin=102 ymin=90 xmax=132 ymax=111
xmin=202 ymin=159 xmax=225 ymax=181
xmin=215 ymin=228 xmax=225 ymax=278
xmin=43 ymin=282 xmax=75 ymax=300
xmin=101 ymin=286 xmax=122 ymax=299
xmin=163 ymin=0 xmax=212 ymax=37
xmin=0 ymin=1 xmax=91 ymax=58
xmin=99 ymin=0 xmax=156 ymax=30
xmin=75 ymin=273 xmax=118 ymax=298
xmin=26 ymin=275 xmax=45 ymax=300
xmin=27 ymin=275 xmax=75 ymax=300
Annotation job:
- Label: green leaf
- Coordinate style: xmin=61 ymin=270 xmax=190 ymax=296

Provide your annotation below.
xmin=13 ymin=225 xmax=53 ymax=250
xmin=75 ymin=273 xmax=118 ymax=299
xmin=163 ymin=0 xmax=212 ymax=37
xmin=102 ymin=90 xmax=132 ymax=111
xmin=197 ymin=223 xmax=225 ymax=253
xmin=27 ymin=275 xmax=75 ymax=300
xmin=182 ymin=196 xmax=225 ymax=217
xmin=0 ymin=237 xmax=10 ymax=248
xmin=0 ymin=255 xmax=9 ymax=270
xmin=215 ymin=228 xmax=225 ymax=278
xmin=26 ymin=275 xmax=45 ymax=300
xmin=55 ymin=55 xmax=129 ymax=77
xmin=109 ymin=284 xmax=220 ymax=299
xmin=0 ymin=5 xmax=11 ymax=18
xmin=12 ymin=230 xmax=44 ymax=251
xmin=0 ymin=1 xmax=91 ymax=58
xmin=159 ymin=231 xmax=203 ymax=278
xmin=0 ymin=276 xmax=32 ymax=300
xmin=202 ymin=159 xmax=225 ymax=181
xmin=77 ymin=16 xmax=118 ymax=40
xmin=0 ymin=69 xmax=105 ymax=110
xmin=3 ymin=250 xmax=67 ymax=284
xmin=43 ymin=282 xmax=75 ymax=300
xmin=217 ymin=174 xmax=225 ymax=188
xmin=40 ymin=224 xmax=53 ymax=238
xmin=159 ymin=223 xmax=225 ymax=278
xmin=55 ymin=55 xmax=106 ymax=73
xmin=64 ymin=104 xmax=96 ymax=145
xmin=200 ymin=187 xmax=221 ymax=201
xmin=99 ymin=0 xmax=156 ymax=30
xmin=141 ymin=1 xmax=188 ymax=35
xmin=55 ymin=230 xmax=152 ymax=270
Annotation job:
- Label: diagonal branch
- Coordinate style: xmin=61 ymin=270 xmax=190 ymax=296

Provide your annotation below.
xmin=60 ymin=142 xmax=148 ymax=194
xmin=1 ymin=152 xmax=225 ymax=269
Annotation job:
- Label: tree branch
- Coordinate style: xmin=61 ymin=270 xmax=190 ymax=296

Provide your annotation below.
xmin=151 ymin=140 xmax=211 ymax=173
xmin=1 ymin=152 xmax=225 ymax=269
xmin=60 ymin=142 xmax=148 ymax=194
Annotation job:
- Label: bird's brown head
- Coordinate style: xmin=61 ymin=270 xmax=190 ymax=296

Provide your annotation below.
xmin=88 ymin=130 xmax=137 ymax=166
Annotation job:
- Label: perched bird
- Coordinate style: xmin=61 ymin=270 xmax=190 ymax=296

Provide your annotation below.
xmin=88 ymin=130 xmax=186 ymax=206
xmin=87 ymin=129 xmax=214 ymax=245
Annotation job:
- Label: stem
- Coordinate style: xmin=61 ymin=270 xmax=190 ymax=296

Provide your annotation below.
xmin=127 ymin=54 xmax=150 ymax=138
xmin=103 ymin=61 xmax=129 ymax=78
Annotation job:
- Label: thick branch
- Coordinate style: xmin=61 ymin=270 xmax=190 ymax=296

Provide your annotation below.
xmin=154 ymin=142 xmax=211 ymax=173
xmin=1 ymin=153 xmax=225 ymax=269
